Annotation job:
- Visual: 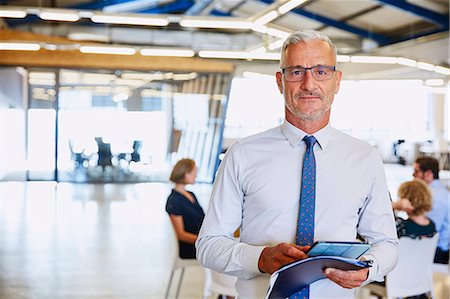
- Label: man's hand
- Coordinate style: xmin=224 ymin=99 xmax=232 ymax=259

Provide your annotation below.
xmin=258 ymin=243 xmax=310 ymax=274
xmin=324 ymin=267 xmax=369 ymax=289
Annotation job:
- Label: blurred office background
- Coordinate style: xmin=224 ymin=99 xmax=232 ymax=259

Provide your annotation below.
xmin=0 ymin=0 xmax=449 ymax=298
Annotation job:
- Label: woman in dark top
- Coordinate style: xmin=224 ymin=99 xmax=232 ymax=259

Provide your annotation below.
xmin=395 ymin=179 xmax=436 ymax=239
xmin=165 ymin=158 xmax=205 ymax=259
xmin=373 ymin=179 xmax=438 ymax=294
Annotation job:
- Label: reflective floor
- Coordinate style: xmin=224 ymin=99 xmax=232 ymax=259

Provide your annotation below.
xmin=0 ymin=182 xmax=211 ymax=299
xmin=0 ymin=164 xmax=448 ymax=299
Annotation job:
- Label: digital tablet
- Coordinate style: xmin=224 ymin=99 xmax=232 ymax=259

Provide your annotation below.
xmin=306 ymin=241 xmax=370 ymax=259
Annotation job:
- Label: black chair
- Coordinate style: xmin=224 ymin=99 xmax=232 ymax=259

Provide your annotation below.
xmin=130 ymin=140 xmax=142 ymax=163
xmin=95 ymin=137 xmax=113 ymax=170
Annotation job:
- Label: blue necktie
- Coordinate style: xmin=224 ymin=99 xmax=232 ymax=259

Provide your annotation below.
xmin=290 ymin=135 xmax=317 ymax=299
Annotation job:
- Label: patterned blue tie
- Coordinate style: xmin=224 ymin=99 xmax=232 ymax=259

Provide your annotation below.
xmin=290 ymin=135 xmax=317 ymax=299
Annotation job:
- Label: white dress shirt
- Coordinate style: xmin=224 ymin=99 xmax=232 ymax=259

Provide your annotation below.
xmin=196 ymin=121 xmax=398 ymax=299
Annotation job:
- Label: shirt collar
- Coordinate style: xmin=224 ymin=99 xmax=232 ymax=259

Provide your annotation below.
xmin=281 ymin=120 xmax=332 ymax=150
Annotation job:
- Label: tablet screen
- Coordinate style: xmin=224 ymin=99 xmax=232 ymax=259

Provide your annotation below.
xmin=307 ymin=241 xmax=370 ymax=259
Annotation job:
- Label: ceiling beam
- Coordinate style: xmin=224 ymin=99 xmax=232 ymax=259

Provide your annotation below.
xmin=139 ymin=0 xmax=194 ymax=13
xmin=102 ymin=0 xmax=174 ymax=13
xmin=257 ymin=0 xmax=390 ymax=45
xmin=0 ymin=49 xmax=234 ymax=73
xmin=69 ymin=0 xmax=142 ymax=10
xmin=0 ymin=29 xmax=234 ymax=72
xmin=376 ymin=0 xmax=449 ymax=28
xmin=185 ymin=0 xmax=215 ymax=15
xmin=291 ymin=8 xmax=390 ymax=45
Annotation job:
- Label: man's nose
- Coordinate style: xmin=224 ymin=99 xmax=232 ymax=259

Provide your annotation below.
xmin=300 ymin=70 xmax=316 ymax=90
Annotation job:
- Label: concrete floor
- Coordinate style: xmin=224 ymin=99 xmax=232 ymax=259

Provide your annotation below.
xmin=0 ymin=164 xmax=448 ymax=299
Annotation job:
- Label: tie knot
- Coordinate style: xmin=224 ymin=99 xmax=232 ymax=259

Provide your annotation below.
xmin=303 ymin=135 xmax=317 ymax=149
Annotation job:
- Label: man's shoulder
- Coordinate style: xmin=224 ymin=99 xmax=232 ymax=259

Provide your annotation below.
xmin=330 ymin=127 xmax=377 ymax=152
xmin=431 ymin=180 xmax=450 ymax=198
xmin=235 ymin=126 xmax=283 ymax=146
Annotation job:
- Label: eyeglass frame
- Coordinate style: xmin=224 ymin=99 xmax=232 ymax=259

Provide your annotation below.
xmin=280 ymin=65 xmax=338 ymax=82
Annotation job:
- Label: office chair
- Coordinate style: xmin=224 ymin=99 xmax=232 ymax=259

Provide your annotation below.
xmin=365 ymin=233 xmax=439 ymax=299
xmin=203 ymin=268 xmax=237 ymax=299
xmin=164 ymin=255 xmax=201 ymax=299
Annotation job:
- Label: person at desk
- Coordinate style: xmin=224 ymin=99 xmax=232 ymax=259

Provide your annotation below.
xmin=412 ymin=156 xmax=449 ymax=264
xmin=196 ymin=30 xmax=398 ymax=299
xmin=166 ymin=158 xmax=205 ymax=259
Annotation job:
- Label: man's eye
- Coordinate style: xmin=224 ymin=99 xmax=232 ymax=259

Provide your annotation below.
xmin=292 ymin=70 xmax=302 ymax=75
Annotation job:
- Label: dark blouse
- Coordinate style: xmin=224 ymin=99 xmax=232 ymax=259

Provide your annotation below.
xmin=165 ymin=189 xmax=205 ymax=259
xmin=395 ymin=217 xmax=436 ymax=239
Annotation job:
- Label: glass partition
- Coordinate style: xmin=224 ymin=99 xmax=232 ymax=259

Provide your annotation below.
xmin=23 ymin=69 xmax=232 ymax=183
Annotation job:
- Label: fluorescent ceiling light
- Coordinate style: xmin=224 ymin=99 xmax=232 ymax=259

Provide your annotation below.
xmin=140 ymin=48 xmax=194 ymax=57
xmin=268 ymin=39 xmax=284 ymax=50
xmin=434 ymin=66 xmax=450 ymax=75
xmin=29 ymin=72 xmax=56 ymax=80
xmin=113 ymin=92 xmax=129 ymax=102
xmin=83 ymin=73 xmax=116 ymax=81
xmin=254 ymin=11 xmax=279 ymax=25
xmin=39 ymin=10 xmax=80 ymax=22
xmin=252 ymin=25 xmax=291 ymax=38
xmin=350 ymin=56 xmax=397 ymax=64
xmin=0 ymin=42 xmax=41 ymax=51
xmin=180 ymin=17 xmax=252 ymax=29
xmin=0 ymin=8 xmax=27 ymax=18
xmin=79 ymin=46 xmax=136 ymax=55
xmin=91 ymin=13 xmax=169 ymax=26
xmin=199 ymin=50 xmax=251 ymax=59
xmin=425 ymin=79 xmax=444 ymax=87
xmin=242 ymin=71 xmax=275 ymax=79
xmin=199 ymin=50 xmax=280 ymax=60
xmin=173 ymin=73 xmax=198 ymax=80
xmin=252 ymin=52 xmax=281 ymax=60
xmin=337 ymin=55 xmax=351 ymax=63
xmin=417 ymin=61 xmax=435 ymax=71
xmin=29 ymin=78 xmax=56 ymax=86
xmin=278 ymin=0 xmax=307 ymax=14
xmin=121 ymin=73 xmax=166 ymax=80
xmin=267 ymin=28 xmax=291 ymax=38
xmin=397 ymin=57 xmax=417 ymax=67
xmin=103 ymin=0 xmax=172 ymax=13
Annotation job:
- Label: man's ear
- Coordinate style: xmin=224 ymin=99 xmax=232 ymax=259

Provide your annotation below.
xmin=334 ymin=70 xmax=342 ymax=94
xmin=276 ymin=71 xmax=283 ymax=94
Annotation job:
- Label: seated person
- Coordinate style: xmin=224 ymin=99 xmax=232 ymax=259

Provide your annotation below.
xmin=395 ymin=179 xmax=436 ymax=239
xmin=373 ymin=179 xmax=438 ymax=293
xmin=413 ymin=156 xmax=449 ymax=264
xmin=165 ymin=158 xmax=205 ymax=259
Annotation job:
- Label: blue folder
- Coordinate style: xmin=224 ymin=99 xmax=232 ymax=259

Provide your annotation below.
xmin=265 ymin=256 xmax=372 ymax=299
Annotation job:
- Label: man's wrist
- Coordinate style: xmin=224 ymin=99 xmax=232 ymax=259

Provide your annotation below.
xmin=258 ymin=247 xmax=269 ymax=273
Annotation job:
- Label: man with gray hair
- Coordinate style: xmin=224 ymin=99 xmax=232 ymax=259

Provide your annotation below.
xmin=196 ymin=30 xmax=398 ymax=298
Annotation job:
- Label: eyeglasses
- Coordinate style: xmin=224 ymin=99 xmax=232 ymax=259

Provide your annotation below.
xmin=281 ymin=65 xmax=337 ymax=82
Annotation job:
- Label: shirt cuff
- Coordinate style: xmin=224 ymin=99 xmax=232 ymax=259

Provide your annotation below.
xmin=241 ymin=245 xmax=266 ymax=277
xmin=361 ymin=254 xmax=383 ymax=285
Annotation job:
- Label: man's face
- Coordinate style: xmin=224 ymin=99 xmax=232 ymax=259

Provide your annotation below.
xmin=412 ymin=163 xmax=424 ymax=180
xmin=276 ymin=40 xmax=342 ymax=122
